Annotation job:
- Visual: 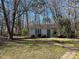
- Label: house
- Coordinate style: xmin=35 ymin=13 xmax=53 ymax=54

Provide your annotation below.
xmin=29 ymin=23 xmax=56 ymax=37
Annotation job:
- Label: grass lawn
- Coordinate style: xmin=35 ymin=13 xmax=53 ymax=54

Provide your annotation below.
xmin=74 ymin=52 xmax=79 ymax=59
xmin=0 ymin=38 xmax=79 ymax=59
xmin=28 ymin=38 xmax=79 ymax=48
xmin=0 ymin=39 xmax=68 ymax=59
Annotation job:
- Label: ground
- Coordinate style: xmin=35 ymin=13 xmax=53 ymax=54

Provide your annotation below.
xmin=0 ymin=38 xmax=79 ymax=59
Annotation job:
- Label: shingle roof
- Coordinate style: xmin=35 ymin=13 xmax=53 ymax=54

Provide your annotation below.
xmin=29 ymin=24 xmax=56 ymax=29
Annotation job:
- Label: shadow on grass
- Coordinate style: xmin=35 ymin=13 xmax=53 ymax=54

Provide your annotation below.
xmin=11 ymin=38 xmax=79 ymax=45
xmin=0 ymin=36 xmax=79 ymax=45
xmin=0 ymin=37 xmax=79 ymax=50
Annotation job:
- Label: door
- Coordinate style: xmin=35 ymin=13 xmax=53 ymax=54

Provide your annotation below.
xmin=35 ymin=29 xmax=41 ymax=37
xmin=47 ymin=29 xmax=50 ymax=37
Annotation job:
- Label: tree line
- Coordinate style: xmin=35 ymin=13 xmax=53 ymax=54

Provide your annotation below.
xmin=0 ymin=0 xmax=78 ymax=39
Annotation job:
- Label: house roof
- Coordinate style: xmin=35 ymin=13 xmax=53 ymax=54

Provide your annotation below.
xmin=29 ymin=24 xmax=56 ymax=29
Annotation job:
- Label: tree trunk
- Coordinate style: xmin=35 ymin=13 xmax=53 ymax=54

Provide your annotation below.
xmin=1 ymin=0 xmax=19 ymax=40
xmin=9 ymin=33 xmax=13 ymax=39
xmin=1 ymin=0 xmax=12 ymax=39
xmin=18 ymin=18 xmax=22 ymax=35
xmin=26 ymin=11 xmax=29 ymax=35
xmin=1 ymin=22 xmax=3 ymax=36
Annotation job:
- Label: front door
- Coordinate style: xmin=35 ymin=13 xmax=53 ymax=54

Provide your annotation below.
xmin=35 ymin=29 xmax=41 ymax=37
xmin=47 ymin=29 xmax=50 ymax=37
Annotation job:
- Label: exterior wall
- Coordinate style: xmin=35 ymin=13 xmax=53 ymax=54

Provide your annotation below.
xmin=29 ymin=28 xmax=53 ymax=37
xmin=41 ymin=29 xmax=47 ymax=36
xmin=50 ymin=29 xmax=53 ymax=37
xmin=29 ymin=29 xmax=35 ymax=36
xmin=42 ymin=29 xmax=53 ymax=37
xmin=29 ymin=29 xmax=47 ymax=36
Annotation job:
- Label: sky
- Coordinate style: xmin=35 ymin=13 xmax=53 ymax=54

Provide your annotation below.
xmin=22 ymin=0 xmax=54 ymax=24
xmin=1 ymin=0 xmax=79 ymax=25
xmin=0 ymin=0 xmax=68 ymax=25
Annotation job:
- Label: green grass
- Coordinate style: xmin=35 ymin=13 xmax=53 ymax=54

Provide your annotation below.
xmin=0 ymin=40 xmax=68 ymax=59
xmin=0 ymin=38 xmax=79 ymax=59
xmin=31 ymin=38 xmax=76 ymax=41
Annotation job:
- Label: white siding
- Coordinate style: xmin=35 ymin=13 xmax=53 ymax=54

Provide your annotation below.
xmin=41 ymin=29 xmax=47 ymax=35
xmin=29 ymin=29 xmax=35 ymax=35
xmin=50 ymin=29 xmax=53 ymax=37
xmin=29 ymin=29 xmax=53 ymax=37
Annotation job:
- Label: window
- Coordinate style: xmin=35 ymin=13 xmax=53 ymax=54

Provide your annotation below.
xmin=35 ymin=29 xmax=41 ymax=34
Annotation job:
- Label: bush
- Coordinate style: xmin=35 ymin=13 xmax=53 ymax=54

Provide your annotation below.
xmin=41 ymin=35 xmax=47 ymax=38
xmin=37 ymin=34 xmax=41 ymax=37
xmin=70 ymin=31 xmax=75 ymax=38
xmin=47 ymin=36 xmax=50 ymax=38
xmin=31 ymin=35 xmax=36 ymax=38
xmin=22 ymin=28 xmax=28 ymax=36
xmin=57 ymin=35 xmax=66 ymax=38
xmin=53 ymin=30 xmax=57 ymax=37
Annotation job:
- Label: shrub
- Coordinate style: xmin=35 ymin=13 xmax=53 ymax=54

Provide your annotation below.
xmin=41 ymin=35 xmax=47 ymax=38
xmin=57 ymin=35 xmax=66 ymax=38
xmin=51 ymin=30 xmax=57 ymax=37
xmin=70 ymin=31 xmax=75 ymax=38
xmin=22 ymin=28 xmax=28 ymax=36
xmin=31 ymin=35 xmax=36 ymax=38
xmin=37 ymin=34 xmax=41 ymax=37
xmin=47 ymin=36 xmax=50 ymax=38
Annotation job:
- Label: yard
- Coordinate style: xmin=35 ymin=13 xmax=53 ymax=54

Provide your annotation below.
xmin=1 ymin=0 xmax=79 ymax=59
xmin=0 ymin=38 xmax=79 ymax=59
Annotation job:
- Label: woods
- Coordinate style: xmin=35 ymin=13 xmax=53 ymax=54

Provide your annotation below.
xmin=0 ymin=0 xmax=79 ymax=39
xmin=1 ymin=0 xmax=79 ymax=59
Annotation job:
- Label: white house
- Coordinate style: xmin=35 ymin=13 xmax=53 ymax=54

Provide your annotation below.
xmin=29 ymin=23 xmax=56 ymax=37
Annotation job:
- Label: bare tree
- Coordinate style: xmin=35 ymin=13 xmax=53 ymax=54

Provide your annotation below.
xmin=47 ymin=0 xmax=63 ymax=36
xmin=21 ymin=0 xmax=32 ymax=35
xmin=1 ymin=0 xmax=20 ymax=39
